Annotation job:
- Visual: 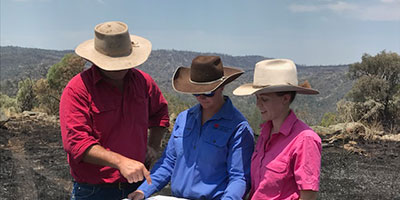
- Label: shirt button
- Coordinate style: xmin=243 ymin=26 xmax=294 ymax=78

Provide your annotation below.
xmin=213 ymin=140 xmax=216 ymax=143
xmin=193 ymin=145 xmax=196 ymax=149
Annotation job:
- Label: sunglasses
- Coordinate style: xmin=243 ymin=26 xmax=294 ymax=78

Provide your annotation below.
xmin=193 ymin=90 xmax=216 ymax=97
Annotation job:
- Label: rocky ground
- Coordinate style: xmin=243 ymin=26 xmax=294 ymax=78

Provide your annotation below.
xmin=1 ymin=112 xmax=399 ymax=200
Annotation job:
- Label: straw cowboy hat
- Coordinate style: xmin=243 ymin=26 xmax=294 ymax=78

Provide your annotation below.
xmin=172 ymin=56 xmax=244 ymax=94
xmin=233 ymin=59 xmax=319 ymax=96
xmin=75 ymin=21 xmax=151 ymax=71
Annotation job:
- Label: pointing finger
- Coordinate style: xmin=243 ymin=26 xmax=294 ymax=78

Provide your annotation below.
xmin=143 ymin=168 xmax=152 ymax=185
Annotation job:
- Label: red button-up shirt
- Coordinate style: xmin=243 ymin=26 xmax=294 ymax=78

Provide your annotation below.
xmin=249 ymin=111 xmax=321 ymax=200
xmin=60 ymin=66 xmax=169 ymax=184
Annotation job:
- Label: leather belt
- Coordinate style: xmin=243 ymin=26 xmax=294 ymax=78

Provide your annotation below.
xmin=76 ymin=181 xmax=142 ymax=190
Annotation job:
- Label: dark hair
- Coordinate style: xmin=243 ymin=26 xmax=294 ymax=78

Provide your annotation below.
xmin=276 ymin=91 xmax=296 ymax=104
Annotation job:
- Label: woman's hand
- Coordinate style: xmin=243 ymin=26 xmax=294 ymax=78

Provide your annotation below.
xmin=128 ymin=190 xmax=145 ymax=200
xmin=299 ymin=190 xmax=318 ymax=200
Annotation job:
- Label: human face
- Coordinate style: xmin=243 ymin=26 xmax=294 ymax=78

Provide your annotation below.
xmin=100 ymin=69 xmax=129 ymax=80
xmin=256 ymin=92 xmax=289 ymax=122
xmin=195 ymin=87 xmax=224 ymax=110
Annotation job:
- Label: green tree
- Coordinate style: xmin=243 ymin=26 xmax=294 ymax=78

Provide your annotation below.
xmin=34 ymin=53 xmax=85 ymax=114
xmin=320 ymin=112 xmax=337 ymax=127
xmin=247 ymin=106 xmax=263 ymax=136
xmin=345 ymin=51 xmax=400 ymax=131
xmin=16 ymin=78 xmax=36 ymax=111
xmin=34 ymin=78 xmax=59 ymax=114
xmin=163 ymin=93 xmax=192 ymax=129
xmin=46 ymin=53 xmax=85 ymax=98
xmin=0 ymin=92 xmax=18 ymax=112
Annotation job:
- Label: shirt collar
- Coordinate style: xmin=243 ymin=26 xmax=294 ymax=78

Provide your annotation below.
xmin=190 ymin=104 xmax=202 ymax=122
xmin=212 ymin=96 xmax=234 ymax=120
xmin=260 ymin=110 xmax=298 ymax=137
xmin=278 ymin=110 xmax=298 ymax=136
xmin=188 ymin=96 xmax=234 ymax=121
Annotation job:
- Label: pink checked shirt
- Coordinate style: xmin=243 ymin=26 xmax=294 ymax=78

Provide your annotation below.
xmin=249 ymin=111 xmax=321 ymax=200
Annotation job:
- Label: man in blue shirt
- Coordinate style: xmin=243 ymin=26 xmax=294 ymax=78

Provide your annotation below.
xmin=128 ymin=56 xmax=254 ymax=200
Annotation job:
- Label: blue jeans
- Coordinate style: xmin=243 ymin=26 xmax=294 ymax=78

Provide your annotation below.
xmin=70 ymin=181 xmax=143 ymax=200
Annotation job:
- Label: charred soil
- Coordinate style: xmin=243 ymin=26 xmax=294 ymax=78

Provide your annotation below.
xmin=1 ymin=114 xmax=399 ymax=200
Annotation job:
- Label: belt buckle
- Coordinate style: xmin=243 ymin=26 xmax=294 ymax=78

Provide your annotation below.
xmin=118 ymin=182 xmax=122 ymax=190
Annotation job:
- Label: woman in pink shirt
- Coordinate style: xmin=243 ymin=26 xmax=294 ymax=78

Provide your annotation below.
xmin=233 ymin=59 xmax=322 ymax=200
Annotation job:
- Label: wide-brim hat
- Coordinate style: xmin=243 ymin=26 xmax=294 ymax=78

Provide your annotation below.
xmin=172 ymin=56 xmax=244 ymax=94
xmin=75 ymin=21 xmax=151 ymax=71
xmin=233 ymin=59 xmax=319 ymax=96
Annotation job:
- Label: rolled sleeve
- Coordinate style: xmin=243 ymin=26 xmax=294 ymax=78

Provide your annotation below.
xmin=293 ymin=134 xmax=322 ymax=191
xmin=146 ymin=76 xmax=169 ymax=128
xmin=60 ymin=87 xmax=99 ymax=164
xmin=222 ymin=122 xmax=255 ymax=199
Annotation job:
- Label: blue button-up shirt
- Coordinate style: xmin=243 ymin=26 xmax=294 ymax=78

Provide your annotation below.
xmin=138 ymin=97 xmax=254 ymax=199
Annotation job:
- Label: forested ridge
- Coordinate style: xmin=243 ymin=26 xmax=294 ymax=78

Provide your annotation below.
xmin=0 ymin=46 xmax=351 ymax=126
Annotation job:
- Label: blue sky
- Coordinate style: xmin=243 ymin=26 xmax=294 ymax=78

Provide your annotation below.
xmin=1 ymin=0 xmax=399 ymax=65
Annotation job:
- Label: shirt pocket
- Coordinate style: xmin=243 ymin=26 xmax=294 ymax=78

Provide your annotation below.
xmin=90 ymin=101 xmax=119 ymax=138
xmin=131 ymin=95 xmax=148 ymax=127
xmin=203 ymin=131 xmax=231 ymax=147
xmin=262 ymin=159 xmax=289 ymax=195
xmin=201 ymin=130 xmax=231 ymax=164
xmin=265 ymin=159 xmax=288 ymax=173
xmin=172 ymin=124 xmax=193 ymax=157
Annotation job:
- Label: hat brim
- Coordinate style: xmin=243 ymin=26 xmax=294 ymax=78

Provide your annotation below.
xmin=233 ymin=83 xmax=319 ymax=96
xmin=75 ymin=35 xmax=151 ymax=71
xmin=172 ymin=66 xmax=244 ymax=94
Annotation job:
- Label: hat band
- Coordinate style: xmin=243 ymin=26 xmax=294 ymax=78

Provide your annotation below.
xmin=253 ymin=84 xmax=270 ymax=88
xmin=189 ymin=76 xmax=225 ymax=85
xmin=253 ymin=82 xmax=295 ymax=88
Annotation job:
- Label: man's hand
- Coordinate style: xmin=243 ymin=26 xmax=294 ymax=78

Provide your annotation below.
xmin=118 ymin=156 xmax=152 ymax=184
xmin=82 ymin=145 xmax=152 ymax=184
xmin=128 ymin=190 xmax=145 ymax=200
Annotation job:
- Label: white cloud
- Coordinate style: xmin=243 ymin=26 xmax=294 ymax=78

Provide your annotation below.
xmin=289 ymin=1 xmax=357 ymax=13
xmin=289 ymin=1 xmax=400 ymax=21
xmin=380 ymin=0 xmax=400 ymax=3
xmin=327 ymin=1 xmax=357 ymax=12
xmin=289 ymin=4 xmax=320 ymax=12
xmin=356 ymin=4 xmax=400 ymax=21
xmin=11 ymin=0 xmax=51 ymax=2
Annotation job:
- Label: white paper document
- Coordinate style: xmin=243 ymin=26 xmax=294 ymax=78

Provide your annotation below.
xmin=146 ymin=195 xmax=188 ymax=200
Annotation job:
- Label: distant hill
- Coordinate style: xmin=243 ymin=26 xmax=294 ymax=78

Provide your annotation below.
xmin=0 ymin=46 xmax=73 ymax=81
xmin=0 ymin=46 xmax=352 ymax=125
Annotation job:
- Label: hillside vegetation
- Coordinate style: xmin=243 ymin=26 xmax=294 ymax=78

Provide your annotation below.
xmin=0 ymin=46 xmax=351 ymax=127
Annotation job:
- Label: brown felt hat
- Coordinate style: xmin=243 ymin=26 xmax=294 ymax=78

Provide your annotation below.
xmin=172 ymin=56 xmax=244 ymax=94
xmin=75 ymin=21 xmax=151 ymax=71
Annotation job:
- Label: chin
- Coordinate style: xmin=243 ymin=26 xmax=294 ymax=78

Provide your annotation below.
xmin=261 ymin=115 xmax=270 ymax=122
xmin=200 ymin=104 xmax=210 ymax=109
xmin=199 ymin=102 xmax=212 ymax=109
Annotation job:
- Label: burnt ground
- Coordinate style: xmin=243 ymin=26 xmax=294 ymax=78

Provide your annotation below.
xmin=1 ymin=114 xmax=399 ymax=200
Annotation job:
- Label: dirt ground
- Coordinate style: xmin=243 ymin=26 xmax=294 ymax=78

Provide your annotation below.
xmin=1 ymin=113 xmax=399 ymax=200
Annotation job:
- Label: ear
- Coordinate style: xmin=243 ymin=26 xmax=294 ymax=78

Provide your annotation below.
xmin=282 ymin=93 xmax=291 ymax=106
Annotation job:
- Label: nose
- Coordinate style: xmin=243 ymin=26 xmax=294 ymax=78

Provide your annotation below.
xmin=197 ymin=95 xmax=207 ymax=100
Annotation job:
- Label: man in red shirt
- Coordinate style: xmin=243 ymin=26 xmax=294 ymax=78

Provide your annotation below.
xmin=59 ymin=21 xmax=169 ymax=199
